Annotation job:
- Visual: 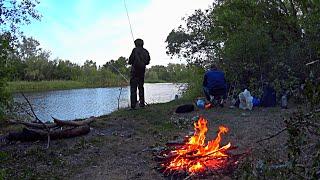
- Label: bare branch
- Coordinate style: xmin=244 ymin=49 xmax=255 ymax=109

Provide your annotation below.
xmin=21 ymin=92 xmax=51 ymax=148
xmin=21 ymin=92 xmax=40 ymax=122
xmin=256 ymin=128 xmax=287 ymax=143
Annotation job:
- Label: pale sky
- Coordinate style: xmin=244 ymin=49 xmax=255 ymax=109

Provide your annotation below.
xmin=22 ymin=0 xmax=213 ymax=66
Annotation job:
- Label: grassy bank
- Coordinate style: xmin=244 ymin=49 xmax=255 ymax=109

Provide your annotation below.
xmin=0 ymin=99 xmax=189 ymax=179
xmin=0 ymin=96 xmax=298 ymax=179
xmin=145 ymin=79 xmax=168 ymax=83
xmin=7 ymin=80 xmax=127 ymax=93
xmin=1 ymin=100 xmax=298 ymax=179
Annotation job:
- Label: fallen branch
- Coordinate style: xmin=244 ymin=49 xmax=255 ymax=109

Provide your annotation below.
xmin=305 ymin=108 xmax=320 ymax=117
xmin=256 ymin=109 xmax=320 ymax=144
xmin=306 ymin=60 xmax=319 ymax=66
xmin=52 ymin=117 xmax=95 ymax=127
xmin=21 ymin=93 xmax=41 ymax=122
xmin=21 ymin=93 xmax=51 ymax=148
xmin=256 ymin=128 xmax=287 ymax=143
xmin=7 ymin=126 xmax=90 ymax=142
xmin=8 ymin=120 xmax=57 ymax=129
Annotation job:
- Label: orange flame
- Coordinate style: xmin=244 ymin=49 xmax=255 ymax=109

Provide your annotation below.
xmin=163 ymin=116 xmax=232 ymax=174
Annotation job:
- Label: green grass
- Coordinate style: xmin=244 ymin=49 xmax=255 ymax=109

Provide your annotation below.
xmin=7 ymin=80 xmax=128 ymax=93
xmin=8 ymin=81 xmax=88 ymax=93
xmin=145 ymin=79 xmax=168 ymax=83
xmin=0 ymin=98 xmax=190 ymax=179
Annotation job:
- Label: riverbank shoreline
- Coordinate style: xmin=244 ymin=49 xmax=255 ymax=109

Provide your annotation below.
xmin=0 ymin=99 xmax=295 ymax=179
xmin=0 ymin=99 xmax=189 ymax=179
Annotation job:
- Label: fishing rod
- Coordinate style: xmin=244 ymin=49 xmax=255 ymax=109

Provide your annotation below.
xmin=109 ymin=63 xmax=129 ymax=83
xmin=119 ymin=1 xmax=150 ymax=107
xmin=124 ymin=0 xmax=135 ymax=43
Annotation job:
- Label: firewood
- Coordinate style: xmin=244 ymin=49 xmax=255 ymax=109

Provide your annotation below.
xmin=8 ymin=120 xmax=57 ymax=129
xmin=165 ymin=142 xmax=185 ymax=147
xmin=53 ymin=117 xmax=95 ymax=127
xmin=7 ymin=125 xmax=90 ymax=142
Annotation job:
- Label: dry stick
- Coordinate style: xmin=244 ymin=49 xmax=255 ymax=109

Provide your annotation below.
xmin=18 ymin=103 xmax=34 ymax=119
xmin=305 ymin=108 xmax=320 ymax=117
xmin=255 ymin=128 xmax=288 ymax=143
xmin=21 ymin=93 xmax=40 ymax=122
xmin=256 ymin=108 xmax=320 ymax=144
xmin=305 ymin=59 xmax=319 ymax=66
xmin=21 ymin=93 xmax=51 ymax=149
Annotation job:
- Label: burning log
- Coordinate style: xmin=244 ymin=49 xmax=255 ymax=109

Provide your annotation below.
xmin=156 ymin=116 xmax=247 ymax=178
xmin=7 ymin=126 xmax=90 ymax=142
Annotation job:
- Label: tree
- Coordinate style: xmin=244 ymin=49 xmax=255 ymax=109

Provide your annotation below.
xmin=103 ymin=56 xmax=129 ymax=77
xmin=0 ymin=0 xmax=41 ymax=119
xmin=166 ymin=0 xmax=320 ymax=94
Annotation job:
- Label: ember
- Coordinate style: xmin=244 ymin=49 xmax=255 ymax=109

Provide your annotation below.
xmin=157 ymin=116 xmax=245 ymax=178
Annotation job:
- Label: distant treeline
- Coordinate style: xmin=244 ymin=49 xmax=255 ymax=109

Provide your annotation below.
xmin=5 ymin=36 xmax=190 ymax=86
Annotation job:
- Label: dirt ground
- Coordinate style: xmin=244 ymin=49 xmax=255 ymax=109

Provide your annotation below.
xmin=0 ymin=101 xmax=296 ymax=179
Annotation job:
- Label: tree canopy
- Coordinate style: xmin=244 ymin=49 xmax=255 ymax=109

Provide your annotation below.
xmin=166 ymin=0 xmax=320 ymax=92
xmin=0 ymin=0 xmax=41 ymax=119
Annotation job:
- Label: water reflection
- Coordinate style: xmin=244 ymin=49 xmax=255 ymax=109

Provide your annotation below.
xmin=14 ymin=83 xmax=185 ymax=121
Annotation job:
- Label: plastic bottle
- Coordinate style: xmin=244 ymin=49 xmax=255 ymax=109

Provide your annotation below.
xmin=281 ymin=94 xmax=288 ymax=109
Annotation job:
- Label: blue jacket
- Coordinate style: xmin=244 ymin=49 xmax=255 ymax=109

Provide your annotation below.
xmin=203 ymin=70 xmax=226 ymax=90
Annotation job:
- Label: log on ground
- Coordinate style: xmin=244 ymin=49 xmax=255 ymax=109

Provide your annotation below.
xmin=7 ymin=125 xmax=90 ymax=142
xmin=53 ymin=117 xmax=95 ymax=127
xmin=8 ymin=120 xmax=57 ymax=129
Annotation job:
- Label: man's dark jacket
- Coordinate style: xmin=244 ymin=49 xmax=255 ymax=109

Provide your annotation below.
xmin=128 ymin=46 xmax=150 ymax=77
xmin=203 ymin=70 xmax=227 ymax=90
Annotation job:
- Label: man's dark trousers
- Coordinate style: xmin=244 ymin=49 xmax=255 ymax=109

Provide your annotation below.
xmin=130 ymin=76 xmax=145 ymax=108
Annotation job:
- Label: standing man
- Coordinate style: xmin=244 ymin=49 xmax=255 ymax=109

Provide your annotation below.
xmin=128 ymin=39 xmax=150 ymax=109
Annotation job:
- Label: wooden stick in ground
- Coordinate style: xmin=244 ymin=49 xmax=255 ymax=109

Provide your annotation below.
xmin=118 ymin=87 xmax=123 ymax=110
xmin=108 ymin=63 xmax=150 ymax=107
xmin=21 ymin=92 xmax=51 ymax=148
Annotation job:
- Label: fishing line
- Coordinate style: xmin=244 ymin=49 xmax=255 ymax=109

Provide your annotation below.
xmin=124 ymin=0 xmax=135 ymax=43
xmin=118 ymin=1 xmax=151 ymax=107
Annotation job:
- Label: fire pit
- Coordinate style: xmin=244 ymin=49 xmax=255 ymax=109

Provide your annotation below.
xmin=156 ymin=116 xmax=246 ymax=178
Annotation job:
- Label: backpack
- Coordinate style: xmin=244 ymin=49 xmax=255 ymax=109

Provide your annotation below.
xmin=261 ymin=86 xmax=277 ymax=107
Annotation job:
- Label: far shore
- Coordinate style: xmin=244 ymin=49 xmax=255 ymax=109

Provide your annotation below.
xmin=8 ymin=80 xmax=186 ymax=93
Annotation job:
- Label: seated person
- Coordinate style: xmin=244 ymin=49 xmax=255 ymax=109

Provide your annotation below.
xmin=203 ymin=64 xmax=227 ymax=105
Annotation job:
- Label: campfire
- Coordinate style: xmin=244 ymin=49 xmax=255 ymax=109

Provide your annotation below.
xmin=156 ymin=116 xmax=245 ymax=178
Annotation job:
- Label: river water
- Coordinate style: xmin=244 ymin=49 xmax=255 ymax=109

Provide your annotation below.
xmin=13 ymin=83 xmax=186 ymax=121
